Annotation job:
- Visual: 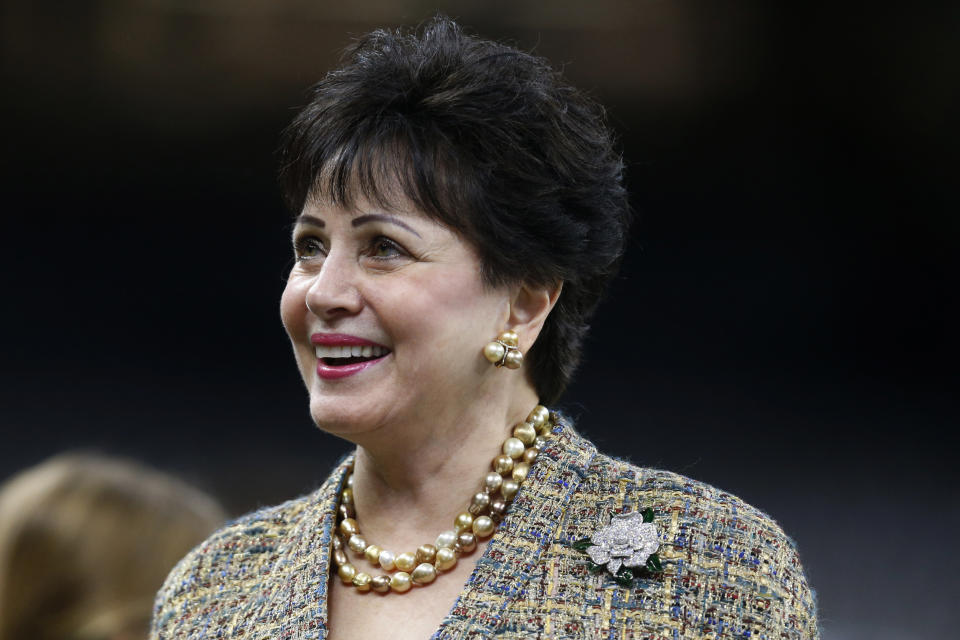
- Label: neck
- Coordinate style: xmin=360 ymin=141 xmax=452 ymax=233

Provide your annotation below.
xmin=346 ymin=383 xmax=540 ymax=552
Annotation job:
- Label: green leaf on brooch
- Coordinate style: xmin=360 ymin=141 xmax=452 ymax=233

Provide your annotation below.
xmin=572 ymin=537 xmax=594 ymax=551
xmin=614 ymin=567 xmax=634 ymax=586
xmin=642 ymin=507 xmax=654 ymax=523
xmin=646 ymin=553 xmax=662 ymax=572
xmin=587 ymin=561 xmax=605 ymax=574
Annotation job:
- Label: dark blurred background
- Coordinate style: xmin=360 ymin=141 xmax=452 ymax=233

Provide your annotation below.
xmin=1 ymin=1 xmax=956 ymax=638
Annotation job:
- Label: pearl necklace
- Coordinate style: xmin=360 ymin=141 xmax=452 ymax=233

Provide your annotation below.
xmin=332 ymin=404 xmax=554 ymax=593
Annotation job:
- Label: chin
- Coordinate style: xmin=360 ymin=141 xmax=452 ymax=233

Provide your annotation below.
xmin=307 ymin=394 xmax=390 ymax=440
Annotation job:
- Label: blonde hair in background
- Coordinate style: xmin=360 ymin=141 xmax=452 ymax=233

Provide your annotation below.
xmin=0 ymin=453 xmax=226 ymax=640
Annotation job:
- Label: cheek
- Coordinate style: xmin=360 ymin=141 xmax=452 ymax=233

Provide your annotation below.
xmin=280 ymin=279 xmax=307 ymax=342
xmin=280 ymin=279 xmax=316 ymax=384
xmin=377 ymin=269 xmax=499 ymax=353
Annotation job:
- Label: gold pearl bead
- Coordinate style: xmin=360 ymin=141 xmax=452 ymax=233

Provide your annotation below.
xmin=394 ymin=552 xmax=416 ymax=572
xmin=483 ymin=341 xmax=506 ymax=364
xmin=527 ymin=405 xmax=549 ymax=428
xmin=489 ymin=498 xmax=507 ymax=519
xmin=338 ymin=504 xmax=354 ymax=520
xmin=468 ymin=491 xmax=491 ymax=516
xmin=435 ymin=530 xmax=457 ymax=549
xmin=523 ymin=448 xmax=538 ymax=464
xmin=411 ymin=562 xmax=437 ymax=585
xmin=333 ymin=549 xmax=348 ymax=567
xmin=512 ymin=462 xmax=530 ymax=483
xmin=338 ymin=563 xmax=356 ymax=584
xmin=456 ymin=531 xmax=477 ymax=553
xmin=503 ymin=349 xmax=523 ymax=369
xmin=364 ymin=544 xmax=382 ymax=565
xmin=346 ymin=474 xmax=354 ymax=488
xmin=501 ymin=478 xmax=520 ymax=501
xmin=435 ymin=547 xmax=457 ymax=571
xmin=533 ymin=435 xmax=548 ymax=449
xmin=499 ymin=330 xmax=519 ymax=347
xmin=352 ymin=572 xmax=372 ymax=592
xmin=472 ymin=515 xmax=495 ymax=538
xmin=483 ymin=471 xmax=503 ymax=493
xmin=332 ymin=534 xmax=343 ymax=550
xmin=390 ymin=571 xmax=412 ymax=593
xmin=348 ymin=534 xmax=367 ymax=554
xmin=454 ymin=512 xmax=474 ymax=532
xmin=339 ymin=518 xmax=358 ymax=536
xmin=502 ymin=437 xmax=525 ymax=459
xmin=416 ymin=544 xmax=437 ymax=564
xmin=371 ymin=575 xmax=391 ymax=593
xmin=378 ymin=550 xmax=396 ymax=571
xmin=512 ymin=422 xmax=537 ymax=446
xmin=341 ymin=487 xmax=354 ymax=505
xmin=493 ymin=455 xmax=514 ymax=475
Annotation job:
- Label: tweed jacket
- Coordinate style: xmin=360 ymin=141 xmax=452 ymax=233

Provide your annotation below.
xmin=152 ymin=418 xmax=819 ymax=639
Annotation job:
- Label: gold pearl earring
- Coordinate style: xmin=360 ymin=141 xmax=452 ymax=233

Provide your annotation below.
xmin=483 ymin=330 xmax=523 ymax=369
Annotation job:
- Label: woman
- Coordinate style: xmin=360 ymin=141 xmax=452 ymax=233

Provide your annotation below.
xmin=152 ymin=17 xmax=818 ymax=640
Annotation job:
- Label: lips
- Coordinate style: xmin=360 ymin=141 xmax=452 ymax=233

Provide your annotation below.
xmin=310 ymin=333 xmax=391 ymax=379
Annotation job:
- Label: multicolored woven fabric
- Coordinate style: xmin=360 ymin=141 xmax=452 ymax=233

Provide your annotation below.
xmin=152 ymin=417 xmax=819 ymax=638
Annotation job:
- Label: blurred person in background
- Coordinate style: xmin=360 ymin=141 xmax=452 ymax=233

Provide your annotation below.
xmin=152 ymin=16 xmax=818 ymax=639
xmin=0 ymin=453 xmax=226 ymax=640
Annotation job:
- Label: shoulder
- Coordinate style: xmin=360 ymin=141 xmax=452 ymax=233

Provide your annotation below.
xmin=555 ymin=428 xmax=820 ymax=638
xmin=559 ymin=425 xmax=801 ymax=545
xmin=150 ymin=490 xmax=321 ymax=638
xmin=589 ymin=449 xmax=794 ymax=544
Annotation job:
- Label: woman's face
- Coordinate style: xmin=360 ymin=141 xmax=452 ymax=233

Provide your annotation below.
xmin=280 ymin=195 xmax=509 ymax=437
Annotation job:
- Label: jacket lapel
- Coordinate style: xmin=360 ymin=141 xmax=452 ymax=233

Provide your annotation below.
xmin=247 ymin=454 xmax=353 ymax=639
xmin=433 ymin=416 xmax=595 ymax=638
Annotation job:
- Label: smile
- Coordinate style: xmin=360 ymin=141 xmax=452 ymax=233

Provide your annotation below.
xmin=311 ymin=334 xmax=391 ymax=380
xmin=315 ymin=344 xmax=390 ymax=365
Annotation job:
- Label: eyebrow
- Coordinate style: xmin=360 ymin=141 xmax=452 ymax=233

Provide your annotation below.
xmin=351 ymin=214 xmax=422 ymax=238
xmin=294 ymin=214 xmax=324 ymax=228
xmin=294 ymin=213 xmax=422 ymax=238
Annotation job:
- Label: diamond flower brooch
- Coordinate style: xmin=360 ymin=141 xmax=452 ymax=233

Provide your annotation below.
xmin=572 ymin=508 xmax=662 ymax=587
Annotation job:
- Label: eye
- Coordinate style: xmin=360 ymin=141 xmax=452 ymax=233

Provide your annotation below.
xmin=367 ymin=236 xmax=406 ymax=260
xmin=294 ymin=236 xmax=325 ymax=261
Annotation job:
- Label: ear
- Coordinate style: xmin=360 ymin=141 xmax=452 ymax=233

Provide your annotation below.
xmin=507 ymin=281 xmax=563 ymax=352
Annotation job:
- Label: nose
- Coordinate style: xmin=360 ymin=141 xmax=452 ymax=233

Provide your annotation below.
xmin=304 ymin=250 xmax=364 ymax=320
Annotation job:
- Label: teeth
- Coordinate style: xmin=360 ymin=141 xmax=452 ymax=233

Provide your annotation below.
xmin=315 ymin=344 xmax=388 ymax=359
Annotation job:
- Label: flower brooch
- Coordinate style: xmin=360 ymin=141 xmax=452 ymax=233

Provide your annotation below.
xmin=572 ymin=508 xmax=662 ymax=587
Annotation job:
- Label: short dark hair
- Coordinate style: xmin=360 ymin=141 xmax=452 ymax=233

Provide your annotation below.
xmin=278 ymin=15 xmax=631 ymax=404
